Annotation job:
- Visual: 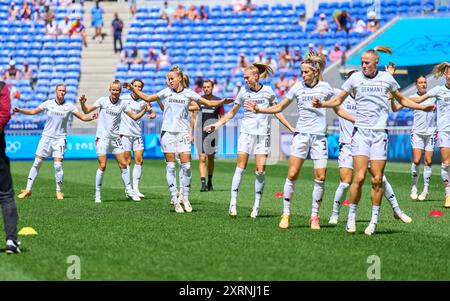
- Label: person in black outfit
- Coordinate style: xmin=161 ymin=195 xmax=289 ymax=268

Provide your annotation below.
xmin=190 ymin=80 xmax=225 ymax=191
xmin=0 ymin=81 xmax=20 ymax=254
xmin=111 ymin=13 xmax=123 ymax=53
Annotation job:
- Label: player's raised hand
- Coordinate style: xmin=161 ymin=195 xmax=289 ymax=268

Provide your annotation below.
xmin=385 ymin=61 xmax=396 ymax=76
xmin=223 ymin=98 xmax=234 ymax=104
xmin=312 ymin=98 xmax=323 ymax=107
xmin=91 ymin=112 xmax=99 ymax=120
xmin=13 ymin=107 xmax=20 ymax=113
xmin=422 ymin=104 xmax=436 ymax=112
xmin=204 ymin=123 xmax=217 ymax=133
xmin=79 ymin=95 xmax=87 ymax=104
xmin=244 ymin=101 xmax=257 ymax=112
xmin=123 ymin=82 xmax=132 ymax=90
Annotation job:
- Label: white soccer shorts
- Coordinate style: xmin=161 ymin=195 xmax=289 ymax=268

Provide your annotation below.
xmin=160 ymin=131 xmax=191 ymax=154
xmin=237 ymin=132 xmax=270 ymax=155
xmin=411 ymin=132 xmax=436 ymax=152
xmin=438 ymin=131 xmax=450 ymax=148
xmin=338 ymin=143 xmax=353 ymax=169
xmin=95 ymin=136 xmax=125 ymax=155
xmin=36 ymin=136 xmax=66 ymax=159
xmin=351 ymin=127 xmax=388 ymax=160
xmin=121 ymin=135 xmax=144 ymax=152
xmin=290 ymin=132 xmax=328 ymax=160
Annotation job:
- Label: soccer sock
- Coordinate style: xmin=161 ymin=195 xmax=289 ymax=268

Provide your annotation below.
xmin=120 ymin=168 xmax=132 ymax=192
xmin=181 ymin=162 xmax=192 ymax=203
xmin=441 ymin=163 xmax=450 ymax=196
xmin=54 ymin=161 xmax=63 ymax=192
xmin=311 ymin=180 xmax=324 ymax=218
xmin=283 ymin=178 xmax=296 ymax=215
xmin=254 ymin=172 xmax=265 ymax=209
xmin=370 ymin=205 xmax=381 ymax=224
xmin=132 ymin=164 xmax=142 ymax=192
xmin=208 ymin=174 xmax=213 ymax=184
xmin=26 ymin=157 xmax=43 ymax=191
xmin=382 ymin=175 xmax=402 ymax=216
xmin=423 ymin=165 xmax=432 ymax=192
xmin=178 ymin=164 xmax=184 ymax=195
xmin=166 ymin=162 xmax=178 ymax=203
xmin=95 ymin=169 xmax=104 ymax=196
xmin=230 ymin=167 xmax=245 ymax=207
xmin=332 ymin=182 xmax=350 ymax=216
xmin=348 ymin=203 xmax=357 ymax=221
xmin=411 ymin=163 xmax=419 ymax=189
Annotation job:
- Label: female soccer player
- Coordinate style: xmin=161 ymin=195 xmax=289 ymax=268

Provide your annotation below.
xmin=245 ymin=56 xmax=352 ymax=229
xmin=15 ymin=84 xmax=97 ymax=200
xmin=79 ymin=80 xmax=152 ymax=203
xmin=205 ymin=63 xmax=294 ymax=219
xmin=390 ymin=76 xmax=435 ymax=201
xmin=123 ymin=66 xmax=233 ymax=213
xmin=406 ymin=62 xmax=450 ymax=208
xmin=119 ymin=78 xmax=156 ymax=199
xmin=313 ymin=46 xmax=435 ymax=235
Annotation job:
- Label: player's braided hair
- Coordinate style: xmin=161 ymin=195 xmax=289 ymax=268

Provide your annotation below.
xmin=433 ymin=62 xmax=450 ymax=79
xmin=302 ymin=54 xmax=326 ymax=81
xmin=246 ymin=63 xmax=274 ymax=79
xmin=169 ymin=65 xmax=190 ymax=88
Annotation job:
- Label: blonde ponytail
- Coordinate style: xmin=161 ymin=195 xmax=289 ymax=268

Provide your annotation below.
xmin=246 ymin=62 xmax=274 ymax=79
xmin=302 ymin=54 xmax=326 ymax=81
xmin=168 ymin=65 xmax=190 ymax=88
xmin=433 ymin=62 xmax=450 ymax=79
xmin=364 ymin=45 xmax=393 ymax=61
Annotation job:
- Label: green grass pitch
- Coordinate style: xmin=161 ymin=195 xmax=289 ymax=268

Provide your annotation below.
xmin=2 ymin=159 xmax=450 ymax=280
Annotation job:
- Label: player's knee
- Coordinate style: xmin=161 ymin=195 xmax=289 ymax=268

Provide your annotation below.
xmin=353 ymin=174 xmax=366 ymax=186
xmin=287 ymin=170 xmax=298 ymax=181
xmin=199 ymin=154 xmax=207 ymax=163
xmin=315 ymin=174 xmax=326 ymax=182
xmin=255 ymin=166 xmax=265 ymax=174
xmin=424 ymin=159 xmax=432 ymax=166
xmin=118 ymin=162 xmax=127 ymax=169
xmin=413 ymin=158 xmax=421 ymax=166
xmin=135 ymin=158 xmax=143 ymax=165
xmin=371 ymin=175 xmax=383 ymax=187
xmin=166 ymin=161 xmax=176 ymax=172
xmin=33 ymin=157 xmax=44 ymax=169
xmin=54 ymin=161 xmax=63 ymax=172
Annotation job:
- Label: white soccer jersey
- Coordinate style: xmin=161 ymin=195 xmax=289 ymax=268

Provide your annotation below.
xmin=341 ymin=71 xmax=400 ymax=130
xmin=95 ymin=96 xmax=130 ymax=139
xmin=157 ymin=88 xmax=201 ymax=133
xmin=38 ymin=99 xmax=78 ymax=139
xmin=334 ymin=88 xmax=356 ymax=144
xmin=427 ymin=85 xmax=450 ymax=132
xmin=119 ymin=93 xmax=146 ymax=138
xmin=410 ymin=92 xmax=436 ymax=135
xmin=234 ymin=85 xmax=277 ymax=135
xmin=285 ymin=81 xmax=334 ymax=135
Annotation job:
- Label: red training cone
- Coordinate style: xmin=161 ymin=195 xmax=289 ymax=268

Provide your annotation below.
xmin=275 ymin=192 xmax=284 ymax=198
xmin=343 ymin=200 xmax=351 ymax=206
xmin=428 ymin=210 xmax=444 ymax=217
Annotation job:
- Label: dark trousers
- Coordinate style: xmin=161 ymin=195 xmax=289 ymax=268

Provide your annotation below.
xmin=0 ymin=131 xmax=18 ymax=241
xmin=114 ymin=33 xmax=122 ymax=53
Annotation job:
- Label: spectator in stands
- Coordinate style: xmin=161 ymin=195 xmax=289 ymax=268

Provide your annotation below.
xmin=120 ymin=50 xmax=132 ymax=65
xmin=199 ymin=5 xmax=208 ymax=20
xmin=70 ymin=16 xmax=87 ymax=48
xmin=160 ymin=1 xmax=175 ymax=27
xmin=234 ymin=53 xmax=250 ymax=74
xmin=279 ymin=45 xmax=293 ymax=71
xmin=131 ymin=47 xmax=143 ymax=64
xmin=8 ymin=2 xmax=19 ymax=21
xmin=159 ymin=47 xmax=170 ymax=67
xmin=329 ymin=44 xmax=343 ymax=63
xmin=31 ymin=5 xmax=42 ymax=22
xmin=59 ymin=0 xmax=72 ymax=6
xmin=288 ymin=73 xmax=298 ymax=88
xmin=293 ymin=48 xmax=303 ymax=66
xmin=20 ymin=1 xmax=32 ymax=21
xmin=91 ymin=1 xmax=105 ymax=43
xmin=59 ymin=16 xmax=72 ymax=35
xmin=315 ymin=13 xmax=329 ymax=35
xmin=111 ymin=13 xmax=124 ymax=54
xmin=233 ymin=81 xmax=243 ymax=98
xmin=5 ymin=61 xmax=20 ymax=81
xmin=173 ymin=4 xmax=187 ymax=20
xmin=146 ymin=48 xmax=160 ymax=71
xmin=223 ymin=76 xmax=234 ymax=96
xmin=254 ymin=51 xmax=265 ymax=63
xmin=265 ymin=55 xmax=277 ymax=73
xmin=303 ymin=43 xmax=315 ymax=59
xmin=21 ymin=61 xmax=36 ymax=89
xmin=0 ymin=68 xmax=4 ymax=81
xmin=44 ymin=4 xmax=54 ymax=25
xmin=322 ymin=50 xmax=329 ymax=62
xmin=213 ymin=79 xmax=222 ymax=95
xmin=232 ymin=0 xmax=245 ymax=12
xmin=334 ymin=10 xmax=351 ymax=33
xmin=244 ymin=0 xmax=255 ymax=13
xmin=367 ymin=11 xmax=380 ymax=33
xmin=353 ymin=16 xmax=366 ymax=33
xmin=275 ymin=73 xmax=289 ymax=96
xmin=45 ymin=20 xmax=58 ymax=36
xmin=187 ymin=5 xmax=200 ymax=21
xmin=194 ymin=72 xmax=204 ymax=93
xmin=129 ymin=0 xmax=137 ymax=17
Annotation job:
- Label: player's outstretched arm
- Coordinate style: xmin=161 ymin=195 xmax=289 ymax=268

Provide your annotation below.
xmin=188 ymin=102 xmax=200 ymax=112
xmin=333 ymin=106 xmax=355 ymax=123
xmin=123 ymin=82 xmax=159 ymax=102
xmin=79 ymin=95 xmax=97 ymax=113
xmin=204 ymin=103 xmax=239 ymax=133
xmin=245 ymin=98 xmax=290 ymax=114
xmin=274 ymin=112 xmax=295 ymax=133
xmin=147 ymin=105 xmax=156 ymax=119
xmin=313 ymin=90 xmax=349 ymax=108
xmin=73 ymin=111 xmax=98 ymax=122
xmin=392 ymin=90 xmax=435 ymax=112
xmin=197 ymin=97 xmax=234 ymax=108
xmin=13 ymin=107 xmax=44 ymax=115
xmin=389 ymin=97 xmax=403 ymax=112
xmin=126 ymin=104 xmax=152 ymax=121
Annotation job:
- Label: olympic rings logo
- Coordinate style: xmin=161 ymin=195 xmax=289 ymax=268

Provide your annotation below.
xmin=6 ymin=141 xmax=22 ymax=154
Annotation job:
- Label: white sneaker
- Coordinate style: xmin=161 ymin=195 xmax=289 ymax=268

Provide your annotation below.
xmin=178 ymin=191 xmax=184 ymax=205
xmin=364 ymin=223 xmax=377 ymax=236
xmin=126 ymin=190 xmax=141 ymax=202
xmin=183 ymin=201 xmax=193 ymax=213
xmin=229 ymin=204 xmax=237 ymax=217
xmin=174 ymin=202 xmax=184 ymax=213
xmin=417 ymin=190 xmax=428 ymax=201
xmin=135 ymin=190 xmax=145 ymax=199
xmin=394 ymin=212 xmax=412 ymax=224
xmin=346 ymin=219 xmax=356 ymax=233
xmin=95 ymin=197 xmax=102 ymax=204
xmin=410 ymin=187 xmax=418 ymax=200
xmin=250 ymin=207 xmax=259 ymax=218
xmin=328 ymin=214 xmax=339 ymax=225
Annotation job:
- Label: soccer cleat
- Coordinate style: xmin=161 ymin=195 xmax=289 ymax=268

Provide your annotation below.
xmin=229 ymin=204 xmax=237 ymax=217
xmin=250 ymin=207 xmax=259 ymax=219
xmin=5 ymin=240 xmax=21 ymax=254
xmin=200 ymin=183 xmax=207 ymax=192
xmin=56 ymin=191 xmax=64 ymax=200
xmin=309 ymin=216 xmax=320 ymax=230
xmin=279 ymin=214 xmax=290 ymax=229
xmin=174 ymin=202 xmax=184 ymax=213
xmin=207 ymin=182 xmax=213 ymax=191
xmin=126 ymin=190 xmax=141 ymax=202
xmin=134 ymin=190 xmax=145 ymax=199
xmin=95 ymin=197 xmax=102 ymax=203
xmin=183 ymin=201 xmax=193 ymax=213
xmin=178 ymin=191 xmax=184 ymax=205
xmin=328 ymin=214 xmax=339 ymax=225
xmin=17 ymin=190 xmax=32 ymax=199
xmin=410 ymin=187 xmax=418 ymax=200
xmin=445 ymin=195 xmax=450 ymax=208
xmin=346 ymin=219 xmax=356 ymax=234
xmin=364 ymin=223 xmax=377 ymax=236
xmin=417 ymin=191 xmax=428 ymax=201
xmin=394 ymin=212 xmax=412 ymax=224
